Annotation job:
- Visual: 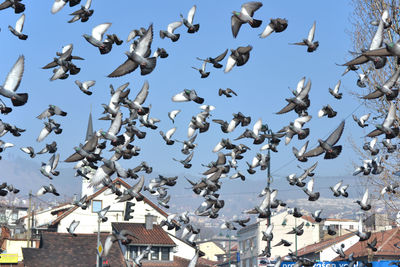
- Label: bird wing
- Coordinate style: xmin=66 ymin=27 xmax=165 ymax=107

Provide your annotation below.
xmin=51 ymin=153 xmax=60 ymax=170
xmin=362 ymin=47 xmax=391 ymax=57
xmin=361 ymin=189 xmax=369 ymax=205
xmin=298 ymin=79 xmax=311 ymax=99
xmin=303 ymin=146 xmax=324 ymax=158
xmin=213 ymin=141 xmax=224 ymax=153
xmin=108 ymin=112 xmax=122 ymax=136
xmin=104 ymin=235 xmax=116 ymax=257
xmin=90 ymin=165 xmax=112 ymax=187
xmin=294 ymin=115 xmax=311 ymax=128
xmin=307 ymin=21 xmax=316 ymax=42
xmin=333 ymin=181 xmax=342 ymax=192
xmin=296 ymin=77 xmax=306 ymax=94
xmin=83 ymin=80 xmax=96 ymax=89
xmin=108 ymin=59 xmax=138 ymax=78
xmin=132 ymin=176 xmax=145 ymax=194
xmin=307 ymin=178 xmax=314 ymax=192
xmin=370 ymin=137 xmax=377 ymax=148
xmin=134 ymin=80 xmax=149 ymax=105
xmin=36 ymin=186 xmax=47 ymax=196
xmin=172 ymin=91 xmax=189 ymax=102
xmin=362 ymin=90 xmax=383 ymax=99
xmin=92 ymin=23 xmax=111 ymax=42
xmin=276 ymin=102 xmax=296 ymax=114
xmin=51 ymin=0 xmax=67 ymax=14
xmin=3 ymin=55 xmax=24 ymax=92
xmin=165 ymin=127 xmax=176 ymax=139
xmin=253 ymin=119 xmax=262 ymax=136
xmin=214 ymin=49 xmax=228 ymax=62
xmin=334 ymin=80 xmax=341 ymax=94
xmin=224 ymin=55 xmax=237 ymax=73
xmin=50 ymin=66 xmax=67 ymax=81
xmin=231 ymin=16 xmax=243 ymax=38
xmin=299 ymin=140 xmax=309 ymax=155
xmin=187 ymin=5 xmax=196 ymax=24
xmin=15 ymin=13 xmax=25 ymax=33
xmin=342 ymin=55 xmax=369 ymax=66
xmin=37 ymin=126 xmax=50 ymax=142
xmin=326 ymin=120 xmax=345 ymax=146
xmin=167 ymin=21 xmax=182 ymax=34
xmin=185 ymin=152 xmax=194 ymax=163
xmin=84 ymin=0 xmax=92 ymax=9
xmin=260 ymin=24 xmax=274 ymax=38
xmin=20 ymin=147 xmax=33 ymax=155
xmin=241 ymin=1 xmax=263 ymax=17
xmin=383 ymin=102 xmax=396 ymax=128
xmin=135 ymin=24 xmax=153 ymax=57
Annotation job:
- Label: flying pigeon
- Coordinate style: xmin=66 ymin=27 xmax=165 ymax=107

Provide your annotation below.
xmin=51 ymin=0 xmax=80 ymax=14
xmin=67 ymin=220 xmax=80 ymax=236
xmin=274 ymin=239 xmax=292 ymax=247
xmin=332 ymin=244 xmax=346 ymax=258
xmin=160 ymin=127 xmax=176 ymax=145
xmin=181 ymin=5 xmax=199 ymax=33
xmin=363 ymin=137 xmax=379 ymax=155
xmin=37 ymin=141 xmax=58 ymax=154
xmin=0 ymin=0 xmax=25 ymax=13
xmin=382 ymin=138 xmax=397 ymax=153
xmin=367 ymin=102 xmax=398 ymax=139
xmin=292 ymin=141 xmax=309 ymax=162
xmin=329 ymin=80 xmax=342 ymax=99
xmin=196 ymin=49 xmax=228 ymax=69
xmin=172 ymin=89 xmax=204 ymax=104
xmin=108 ymin=24 xmax=155 ymax=77
xmin=104 ymin=229 xmax=138 ymax=257
xmin=160 ymin=21 xmax=182 ymax=42
xmin=218 ymin=88 xmax=237 ymax=98
xmin=276 ymin=79 xmax=311 ymax=115
xmin=318 ymin=105 xmax=337 ymax=118
xmin=192 ymin=60 xmax=209 ymax=78
xmin=286 ymin=222 xmax=305 ymax=236
xmin=355 ymin=188 xmax=371 ymax=211
xmin=40 ymin=154 xmax=60 ymax=179
xmin=20 ymin=146 xmax=35 ymax=158
xmin=303 ymin=121 xmax=345 ymax=159
xmin=231 ymin=2 xmax=263 ymax=38
xmin=173 ymin=152 xmax=194 ymax=169
xmin=37 ymin=105 xmax=67 ymax=119
xmin=8 ymin=13 xmax=27 ymax=40
xmin=0 ymin=55 xmax=28 ymax=106
xmin=259 ymin=18 xmax=288 ymax=38
xmin=303 ymin=178 xmax=320 ymax=201
xmin=357 ymin=69 xmax=371 ymax=88
xmin=225 ymin=45 xmax=252 ymax=73
xmin=353 ymin=113 xmax=370 ymax=128
xmin=117 ymin=176 xmax=145 ymax=202
xmin=363 ymin=68 xmax=400 ymax=101
xmin=168 ymin=109 xmax=180 ymax=123
xmin=68 ymin=0 xmax=93 ymax=23
xmin=262 ymin=224 xmax=274 ymax=241
xmin=75 ymin=80 xmax=95 ymax=95
xmin=37 ymin=119 xmax=63 ymax=142
xmin=83 ymin=23 xmax=122 ymax=54
xmin=36 ymin=184 xmax=60 ymax=196
xmin=290 ymin=21 xmax=319 ymax=52
xmin=311 ymin=210 xmax=323 ymax=222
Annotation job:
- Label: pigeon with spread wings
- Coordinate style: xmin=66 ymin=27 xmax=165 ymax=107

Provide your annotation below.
xmin=303 ymin=121 xmax=345 ymax=160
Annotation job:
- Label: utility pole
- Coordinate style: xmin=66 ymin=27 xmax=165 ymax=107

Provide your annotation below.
xmin=96 ymin=217 xmax=102 ymax=267
xmin=295 ymin=217 xmax=298 ymax=257
xmin=228 ymin=229 xmax=231 ymax=267
xmin=266 ymin=129 xmax=272 ymax=258
xmin=27 ymin=191 xmax=32 ymax=248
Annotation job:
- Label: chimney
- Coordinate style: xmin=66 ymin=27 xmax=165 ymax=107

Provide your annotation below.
xmin=145 ymin=214 xmax=154 ymax=230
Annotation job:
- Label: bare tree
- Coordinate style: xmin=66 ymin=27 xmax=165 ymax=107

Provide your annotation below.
xmin=349 ymin=0 xmax=400 ymax=217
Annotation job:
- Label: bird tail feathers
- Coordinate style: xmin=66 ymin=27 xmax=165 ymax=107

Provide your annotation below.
xmin=324 ymin=145 xmax=342 ymax=159
xmin=188 ymin=24 xmax=200 ymax=33
xmin=12 ymin=93 xmax=28 ymax=106
xmin=250 ymin=19 xmax=262 ymax=28
xmin=140 ymin=57 xmax=157 ymax=76
xmin=171 ymin=34 xmax=180 ymax=42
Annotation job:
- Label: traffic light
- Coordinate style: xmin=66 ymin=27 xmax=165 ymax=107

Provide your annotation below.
xmin=124 ymin=202 xmax=135 ymax=221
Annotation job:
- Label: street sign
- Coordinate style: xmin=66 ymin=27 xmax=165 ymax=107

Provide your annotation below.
xmin=0 ymin=254 xmax=18 ymax=263
xmin=97 ymin=243 xmax=103 ymax=256
xmin=236 ymin=252 xmax=240 ymax=262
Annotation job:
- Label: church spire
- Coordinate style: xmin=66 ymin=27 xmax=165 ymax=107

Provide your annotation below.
xmin=85 ymin=110 xmax=94 ymax=141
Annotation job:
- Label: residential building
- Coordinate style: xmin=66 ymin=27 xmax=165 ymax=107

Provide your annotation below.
xmin=198 ymin=240 xmax=226 ymax=261
xmin=0 ymin=205 xmax=28 ymax=236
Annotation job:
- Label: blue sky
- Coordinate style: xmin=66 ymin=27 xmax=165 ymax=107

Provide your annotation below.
xmin=0 ymin=0 xmax=375 ymax=200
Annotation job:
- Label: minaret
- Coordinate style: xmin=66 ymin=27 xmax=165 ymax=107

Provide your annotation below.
xmin=81 ymin=111 xmax=96 ymax=197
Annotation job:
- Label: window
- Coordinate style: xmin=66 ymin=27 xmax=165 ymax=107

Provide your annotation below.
xmin=92 ymin=200 xmax=102 ymax=213
xmin=161 ymin=247 xmax=170 ymax=260
xmin=128 ymin=246 xmax=138 ymax=259
xmin=349 ymin=225 xmax=354 ymax=230
xmin=150 ymin=247 xmax=159 ymax=260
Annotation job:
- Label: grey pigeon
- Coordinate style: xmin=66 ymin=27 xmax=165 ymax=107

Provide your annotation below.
xmin=67 ymin=220 xmax=80 ymax=236
xmin=37 ymin=105 xmax=67 ymax=119
xmin=181 ymin=5 xmax=199 ymax=33
xmin=108 ymin=24 xmax=155 ymax=77
xmin=363 ymin=68 xmax=400 ymax=101
xmin=36 ymin=184 xmax=60 ymax=196
xmin=20 ymin=146 xmax=35 ymax=158
xmin=329 ymin=80 xmax=342 ymax=99
xmin=290 ymin=21 xmax=319 ymax=52
xmin=367 ymin=102 xmax=398 ymax=139
xmin=355 ymin=188 xmax=371 ymax=211
xmin=192 ymin=61 xmax=210 ymax=78
xmin=40 ymin=154 xmax=60 ymax=179
xmin=196 ymin=49 xmax=228 ymax=69
xmin=172 ymin=89 xmax=204 ymax=104
xmin=303 ymin=121 xmax=345 ymax=159
xmin=0 ymin=55 xmax=28 ymax=106
xmin=75 ymin=80 xmax=95 ymax=95
xmin=104 ymin=229 xmax=138 ymax=257
xmin=260 ymin=18 xmax=288 ymax=38
xmin=37 ymin=141 xmax=58 ymax=154
xmin=219 ymin=88 xmax=237 ymax=97
xmin=117 ymin=176 xmax=145 ymax=202
xmin=51 ymin=0 xmax=80 ymax=14
xmin=286 ymin=222 xmax=305 ymax=236
xmin=363 ymin=137 xmax=379 ymax=155
xmin=173 ymin=152 xmax=194 ymax=169
xmin=0 ymin=0 xmax=25 ymax=13
xmin=160 ymin=21 xmax=182 ymax=42
xmin=68 ymin=0 xmax=93 ymax=23
xmin=353 ymin=113 xmax=370 ymax=128
xmin=231 ymin=2 xmax=263 ymax=38
xmin=83 ymin=23 xmax=122 ymax=54
xmin=303 ymin=178 xmax=320 ymax=201
xmin=276 ymin=79 xmax=311 ymax=115
xmin=8 ymin=13 xmax=27 ymax=40
xmin=318 ymin=105 xmax=337 ymax=118
xmin=292 ymin=141 xmax=309 ymax=162
xmin=225 ymin=45 xmax=252 ymax=73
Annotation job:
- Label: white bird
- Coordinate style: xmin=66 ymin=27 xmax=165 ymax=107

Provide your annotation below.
xmin=329 ymin=80 xmax=342 ymax=99
xmin=160 ymin=127 xmax=176 ymax=145
xmin=40 ymin=153 xmax=60 ymax=179
xmin=66 ymin=220 xmax=80 ymax=236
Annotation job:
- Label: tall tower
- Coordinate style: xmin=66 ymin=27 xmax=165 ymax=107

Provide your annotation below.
xmin=81 ymin=111 xmax=96 ymax=197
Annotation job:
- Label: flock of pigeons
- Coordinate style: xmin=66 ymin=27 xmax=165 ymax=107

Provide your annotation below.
xmin=1 ymin=0 xmax=400 ymax=266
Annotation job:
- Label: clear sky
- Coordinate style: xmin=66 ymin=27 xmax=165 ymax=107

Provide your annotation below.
xmin=0 ymin=0 xmax=373 ymax=201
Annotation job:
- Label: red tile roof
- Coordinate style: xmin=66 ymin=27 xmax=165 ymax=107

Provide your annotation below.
xmin=22 ymin=232 xmax=125 ymax=267
xmin=297 ymin=232 xmax=355 ymax=256
xmin=112 ymin=222 xmax=176 ymax=246
xmin=51 ymin=178 xmax=168 ymax=226
xmin=333 ymin=227 xmax=400 ymax=260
